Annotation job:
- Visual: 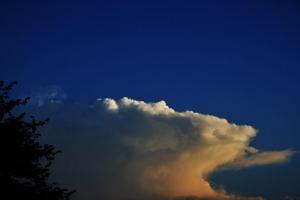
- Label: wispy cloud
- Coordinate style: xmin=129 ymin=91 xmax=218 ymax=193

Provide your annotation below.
xmin=28 ymin=85 xmax=67 ymax=106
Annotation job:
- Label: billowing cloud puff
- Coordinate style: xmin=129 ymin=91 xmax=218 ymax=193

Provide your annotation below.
xmin=37 ymin=97 xmax=293 ymax=200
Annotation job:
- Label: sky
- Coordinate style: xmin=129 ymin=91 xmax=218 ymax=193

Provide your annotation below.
xmin=1 ymin=1 xmax=300 ymax=199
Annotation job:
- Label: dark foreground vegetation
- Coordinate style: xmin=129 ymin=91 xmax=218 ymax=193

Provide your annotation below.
xmin=0 ymin=81 xmax=74 ymax=200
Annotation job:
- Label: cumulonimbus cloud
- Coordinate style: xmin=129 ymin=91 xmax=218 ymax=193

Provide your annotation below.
xmin=38 ymin=97 xmax=293 ymax=200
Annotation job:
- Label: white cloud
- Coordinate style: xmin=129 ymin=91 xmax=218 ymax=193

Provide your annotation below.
xmin=40 ymin=97 xmax=293 ymax=200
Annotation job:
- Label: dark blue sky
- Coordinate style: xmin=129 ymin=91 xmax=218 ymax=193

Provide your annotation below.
xmin=1 ymin=1 xmax=300 ymax=199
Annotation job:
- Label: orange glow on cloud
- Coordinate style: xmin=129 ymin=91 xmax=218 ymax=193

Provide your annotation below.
xmin=43 ymin=97 xmax=293 ymax=200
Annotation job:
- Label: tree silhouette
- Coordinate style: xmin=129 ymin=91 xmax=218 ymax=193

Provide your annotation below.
xmin=0 ymin=81 xmax=75 ymax=200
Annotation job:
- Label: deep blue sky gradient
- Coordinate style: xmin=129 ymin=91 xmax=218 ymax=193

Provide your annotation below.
xmin=1 ymin=1 xmax=300 ymax=199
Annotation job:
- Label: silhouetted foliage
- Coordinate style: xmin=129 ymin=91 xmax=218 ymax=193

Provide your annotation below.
xmin=0 ymin=81 xmax=75 ymax=200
